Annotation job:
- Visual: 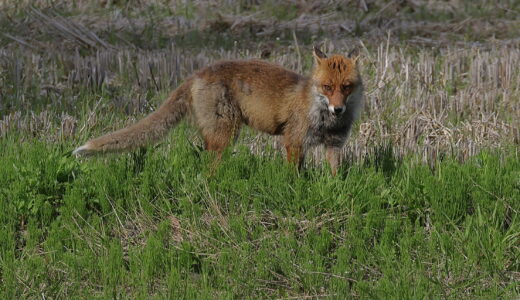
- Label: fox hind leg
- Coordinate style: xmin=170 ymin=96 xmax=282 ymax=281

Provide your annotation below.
xmin=192 ymin=79 xmax=242 ymax=170
xmin=285 ymin=144 xmax=304 ymax=170
xmin=202 ymin=125 xmax=240 ymax=158
xmin=201 ymin=121 xmax=241 ymax=174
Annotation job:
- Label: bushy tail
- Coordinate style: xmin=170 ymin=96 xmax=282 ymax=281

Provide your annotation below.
xmin=73 ymin=80 xmax=192 ymax=156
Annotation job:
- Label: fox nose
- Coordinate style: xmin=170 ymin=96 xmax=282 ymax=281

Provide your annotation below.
xmin=328 ymin=105 xmax=346 ymax=115
xmin=333 ymin=106 xmax=345 ymax=115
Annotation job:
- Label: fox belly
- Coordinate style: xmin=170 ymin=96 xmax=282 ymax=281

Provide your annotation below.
xmin=190 ymin=78 xmax=302 ymax=137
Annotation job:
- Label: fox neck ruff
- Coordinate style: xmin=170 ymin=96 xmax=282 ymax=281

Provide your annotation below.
xmin=304 ymin=85 xmax=359 ymax=148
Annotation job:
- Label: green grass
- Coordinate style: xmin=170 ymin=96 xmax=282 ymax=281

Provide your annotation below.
xmin=1 ymin=129 xmax=518 ymax=298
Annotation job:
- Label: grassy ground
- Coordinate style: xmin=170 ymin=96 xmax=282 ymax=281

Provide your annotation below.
xmin=1 ymin=133 xmax=519 ymax=298
xmin=1 ymin=0 xmax=520 ymax=298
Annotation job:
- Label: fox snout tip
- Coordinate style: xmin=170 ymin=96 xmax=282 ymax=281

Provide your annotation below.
xmin=328 ymin=105 xmax=346 ymax=115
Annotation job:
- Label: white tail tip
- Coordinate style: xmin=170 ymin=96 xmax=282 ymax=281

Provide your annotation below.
xmin=72 ymin=144 xmax=91 ymax=157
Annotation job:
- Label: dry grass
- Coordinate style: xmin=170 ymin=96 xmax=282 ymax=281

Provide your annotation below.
xmin=1 ymin=1 xmax=519 ymax=165
xmin=2 ymin=42 xmax=518 ymax=165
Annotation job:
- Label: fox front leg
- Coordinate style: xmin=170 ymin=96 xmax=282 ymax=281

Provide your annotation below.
xmin=326 ymin=147 xmax=341 ymax=176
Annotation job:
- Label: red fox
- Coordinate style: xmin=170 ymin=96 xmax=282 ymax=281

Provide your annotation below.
xmin=73 ymin=47 xmax=364 ymax=175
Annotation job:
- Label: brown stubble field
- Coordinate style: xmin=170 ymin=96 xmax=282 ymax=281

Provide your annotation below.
xmin=1 ymin=0 xmax=519 ymax=165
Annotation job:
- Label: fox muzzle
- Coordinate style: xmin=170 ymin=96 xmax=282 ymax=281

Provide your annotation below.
xmin=328 ymin=105 xmax=346 ymax=115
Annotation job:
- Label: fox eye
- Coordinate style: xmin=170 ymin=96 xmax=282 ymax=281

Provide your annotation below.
xmin=341 ymin=84 xmax=352 ymax=91
xmin=322 ymin=85 xmax=332 ymax=92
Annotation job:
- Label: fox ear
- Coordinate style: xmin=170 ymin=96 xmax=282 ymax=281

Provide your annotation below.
xmin=313 ymin=46 xmax=327 ymax=64
xmin=348 ymin=48 xmax=360 ymax=62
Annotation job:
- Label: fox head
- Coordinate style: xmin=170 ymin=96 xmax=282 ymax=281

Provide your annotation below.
xmin=312 ymin=46 xmax=362 ymax=115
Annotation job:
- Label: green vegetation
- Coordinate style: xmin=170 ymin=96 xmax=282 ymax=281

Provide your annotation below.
xmin=1 ymin=133 xmax=519 ymax=298
xmin=1 ymin=0 xmax=519 ymax=298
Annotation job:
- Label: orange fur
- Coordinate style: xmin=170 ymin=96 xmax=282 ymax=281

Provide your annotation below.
xmin=74 ymin=48 xmax=364 ymax=174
